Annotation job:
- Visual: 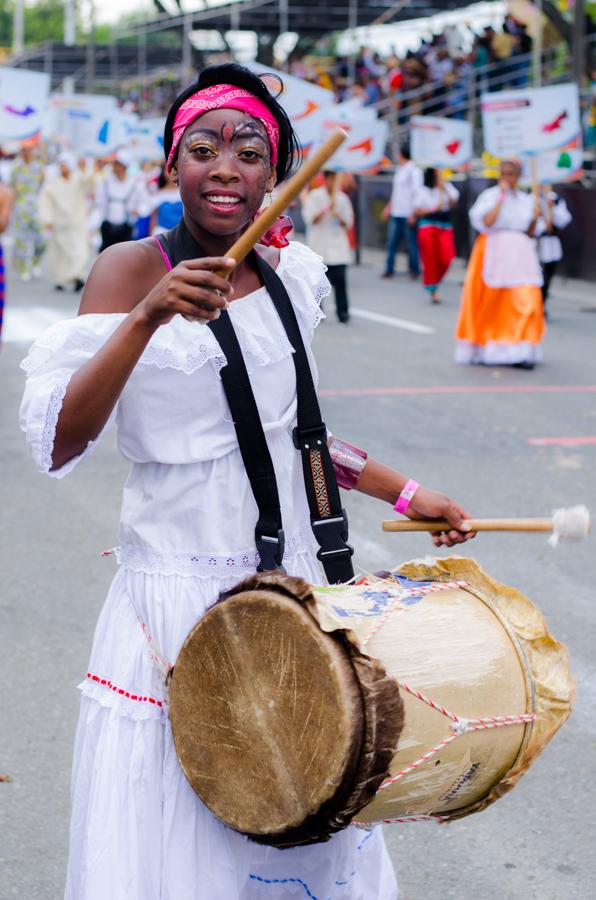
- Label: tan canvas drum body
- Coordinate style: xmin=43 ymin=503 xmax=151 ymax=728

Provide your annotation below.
xmin=169 ymin=558 xmax=573 ymax=847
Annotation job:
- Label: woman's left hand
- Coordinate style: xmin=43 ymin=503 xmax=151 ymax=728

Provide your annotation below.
xmin=406 ymin=486 xmax=476 ymax=547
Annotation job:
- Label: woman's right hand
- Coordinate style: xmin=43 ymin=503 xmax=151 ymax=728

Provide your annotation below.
xmin=137 ymin=256 xmax=236 ymax=327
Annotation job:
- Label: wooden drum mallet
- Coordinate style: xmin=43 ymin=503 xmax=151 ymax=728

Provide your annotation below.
xmin=216 ymin=128 xmax=347 ymax=276
xmin=383 ymin=505 xmax=591 ymax=546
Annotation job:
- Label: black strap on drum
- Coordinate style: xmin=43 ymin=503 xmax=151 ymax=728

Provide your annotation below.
xmin=209 ymin=308 xmax=286 ymax=573
xmin=253 ymin=253 xmax=354 ymax=585
xmin=156 ymin=222 xmax=354 ymax=583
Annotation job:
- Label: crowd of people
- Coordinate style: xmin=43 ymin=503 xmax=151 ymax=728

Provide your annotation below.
xmin=115 ymin=15 xmax=537 ymax=123
xmin=0 ymin=144 xmax=182 ymax=304
xmin=288 ymin=15 xmax=535 ymax=117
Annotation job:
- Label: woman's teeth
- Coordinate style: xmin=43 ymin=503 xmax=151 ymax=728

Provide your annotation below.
xmin=206 ymin=195 xmax=241 ymax=205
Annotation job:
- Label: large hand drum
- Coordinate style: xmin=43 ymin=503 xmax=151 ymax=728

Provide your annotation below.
xmin=169 ymin=558 xmax=573 ymax=847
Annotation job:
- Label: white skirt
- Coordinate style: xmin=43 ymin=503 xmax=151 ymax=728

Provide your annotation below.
xmin=65 ymin=551 xmax=399 ymax=900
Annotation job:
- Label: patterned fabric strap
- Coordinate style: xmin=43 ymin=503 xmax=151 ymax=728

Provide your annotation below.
xmin=329 ymin=437 xmax=368 ymax=491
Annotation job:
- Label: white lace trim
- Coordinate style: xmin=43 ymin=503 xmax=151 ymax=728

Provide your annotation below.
xmin=38 ymin=371 xmax=101 ymax=476
xmin=39 ymin=377 xmax=70 ymax=472
xmin=79 ymin=678 xmax=166 ymax=722
xmin=21 ymin=244 xmax=328 ymax=379
xmin=455 ymin=340 xmax=543 ymax=366
xmin=115 ymin=531 xmax=318 ymax=577
xmin=20 ymin=326 xmax=229 ymax=378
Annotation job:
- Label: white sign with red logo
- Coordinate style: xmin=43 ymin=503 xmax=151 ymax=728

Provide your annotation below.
xmin=481 ymin=83 xmax=580 ymax=157
xmin=295 ymin=103 xmax=387 ymax=171
xmin=248 ymin=62 xmax=335 ymax=140
xmin=246 ymin=66 xmax=387 ymax=171
xmin=0 ymin=66 xmax=50 ymax=143
xmin=410 ymin=116 xmax=472 ymax=168
xmin=316 ymin=114 xmax=388 ymax=172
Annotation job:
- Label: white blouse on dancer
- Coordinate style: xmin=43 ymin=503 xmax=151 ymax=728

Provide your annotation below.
xmin=469 ymin=186 xmax=542 ymax=288
xmin=414 ymin=182 xmax=459 ymax=214
xmin=469 ymin=185 xmax=535 ymax=234
xmin=20 ymin=240 xmax=398 ymax=900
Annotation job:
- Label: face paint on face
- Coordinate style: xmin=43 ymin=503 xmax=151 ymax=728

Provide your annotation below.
xmin=175 ymin=108 xmax=276 ymax=236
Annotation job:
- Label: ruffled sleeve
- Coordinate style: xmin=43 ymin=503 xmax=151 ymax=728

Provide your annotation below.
xmin=19 ymin=314 xmax=126 ymax=479
xmin=280 ymin=241 xmax=329 ymax=341
xmin=469 ymin=187 xmax=498 ymax=233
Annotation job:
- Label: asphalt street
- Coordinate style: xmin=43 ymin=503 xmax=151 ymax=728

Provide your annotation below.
xmin=1 ymin=245 xmax=594 ymax=900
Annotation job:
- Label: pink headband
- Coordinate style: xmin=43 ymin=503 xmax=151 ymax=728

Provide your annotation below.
xmin=166 ymin=83 xmax=280 ymax=172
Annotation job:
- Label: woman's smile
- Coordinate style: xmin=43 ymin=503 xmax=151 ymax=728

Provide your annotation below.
xmin=203 ymin=190 xmax=244 ymax=215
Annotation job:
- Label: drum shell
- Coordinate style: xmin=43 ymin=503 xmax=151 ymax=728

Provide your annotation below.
xmin=311 ymin=556 xmax=574 ymax=823
xmin=169 ymin=558 xmax=573 ymax=842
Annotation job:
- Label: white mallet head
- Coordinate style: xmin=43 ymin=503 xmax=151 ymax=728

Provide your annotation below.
xmin=549 ymin=505 xmax=591 ymax=547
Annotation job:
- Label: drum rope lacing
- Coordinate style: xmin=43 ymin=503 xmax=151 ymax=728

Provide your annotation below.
xmin=353 ymin=584 xmax=537 ymax=826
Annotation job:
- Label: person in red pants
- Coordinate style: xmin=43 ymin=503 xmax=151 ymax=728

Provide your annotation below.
xmin=413 ymin=167 xmax=459 ymax=303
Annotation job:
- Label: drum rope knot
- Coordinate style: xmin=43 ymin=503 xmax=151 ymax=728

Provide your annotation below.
xmin=374 ymin=679 xmax=537 ymax=794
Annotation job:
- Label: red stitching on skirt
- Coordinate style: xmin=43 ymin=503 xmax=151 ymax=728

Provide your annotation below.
xmin=86 ymin=672 xmax=163 ymax=707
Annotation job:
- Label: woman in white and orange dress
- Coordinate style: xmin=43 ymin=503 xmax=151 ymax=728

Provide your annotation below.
xmin=455 ymin=159 xmax=544 ymax=369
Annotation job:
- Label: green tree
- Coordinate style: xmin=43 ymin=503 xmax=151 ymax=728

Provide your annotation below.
xmin=24 ymin=0 xmax=67 ymax=44
xmin=0 ymin=0 xmax=13 ymax=47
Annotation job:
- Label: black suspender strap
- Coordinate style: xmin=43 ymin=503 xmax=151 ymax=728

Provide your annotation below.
xmin=156 ymin=222 xmax=354 ymax=583
xmin=253 ymin=254 xmax=354 ymax=585
xmin=207 ymin=311 xmax=285 ymax=573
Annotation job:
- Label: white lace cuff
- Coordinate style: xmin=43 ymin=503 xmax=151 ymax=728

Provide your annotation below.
xmin=20 ymin=369 xmax=109 ymax=479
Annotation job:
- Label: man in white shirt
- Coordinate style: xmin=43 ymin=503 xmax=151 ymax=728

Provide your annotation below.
xmin=537 ymin=188 xmax=572 ymax=313
xmin=382 ymin=145 xmax=423 ymax=279
xmin=302 ymin=171 xmax=354 ymax=323
xmin=95 ymin=150 xmax=144 ymax=252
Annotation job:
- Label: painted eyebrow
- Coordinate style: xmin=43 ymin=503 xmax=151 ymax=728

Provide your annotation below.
xmin=232 ymin=122 xmax=267 ymax=139
xmin=185 ymin=123 xmax=267 ymax=141
xmin=184 ymin=127 xmax=219 ymax=139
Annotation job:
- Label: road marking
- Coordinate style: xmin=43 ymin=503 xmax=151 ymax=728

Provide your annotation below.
xmin=2 ymin=306 xmax=67 ymax=344
xmin=350 ymin=307 xmax=436 ymax=335
xmin=320 ymin=385 xmax=596 ymax=398
xmin=527 ymin=436 xmax=596 ymax=447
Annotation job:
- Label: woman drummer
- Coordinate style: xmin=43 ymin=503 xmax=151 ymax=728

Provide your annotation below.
xmin=20 ymin=63 xmax=474 ymax=900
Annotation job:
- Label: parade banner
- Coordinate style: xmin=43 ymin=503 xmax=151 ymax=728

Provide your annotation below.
xmin=288 ymin=98 xmax=379 ymax=149
xmin=410 ymin=116 xmax=472 ymax=169
xmin=521 ymin=136 xmax=583 ymax=185
xmin=481 ymin=83 xmax=580 ymax=157
xmin=123 ymin=115 xmax=165 ymax=162
xmin=248 ymin=62 xmax=335 ymax=144
xmin=44 ymin=93 xmax=121 ymax=156
xmin=305 ymin=107 xmax=389 ymax=172
xmin=0 ymin=66 xmax=50 ymax=142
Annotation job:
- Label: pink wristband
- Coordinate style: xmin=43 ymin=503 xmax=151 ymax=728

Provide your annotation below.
xmin=394 ymin=479 xmax=419 ymax=515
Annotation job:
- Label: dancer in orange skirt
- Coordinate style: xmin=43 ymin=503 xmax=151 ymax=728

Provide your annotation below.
xmin=455 ymin=159 xmax=544 ymax=369
xmin=413 ymin=168 xmax=459 ymax=303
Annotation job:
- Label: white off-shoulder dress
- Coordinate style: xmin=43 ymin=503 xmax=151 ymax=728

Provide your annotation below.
xmin=20 ymin=241 xmax=398 ymax=900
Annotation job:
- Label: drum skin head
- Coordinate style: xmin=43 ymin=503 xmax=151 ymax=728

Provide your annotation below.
xmin=170 ymin=586 xmax=366 ymax=843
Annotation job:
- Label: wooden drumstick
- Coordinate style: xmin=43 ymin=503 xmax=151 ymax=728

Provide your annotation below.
xmin=383 ymin=506 xmax=591 ymax=542
xmin=384 ymin=518 xmax=554 ymax=533
xmin=216 ymin=128 xmax=347 ymax=276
